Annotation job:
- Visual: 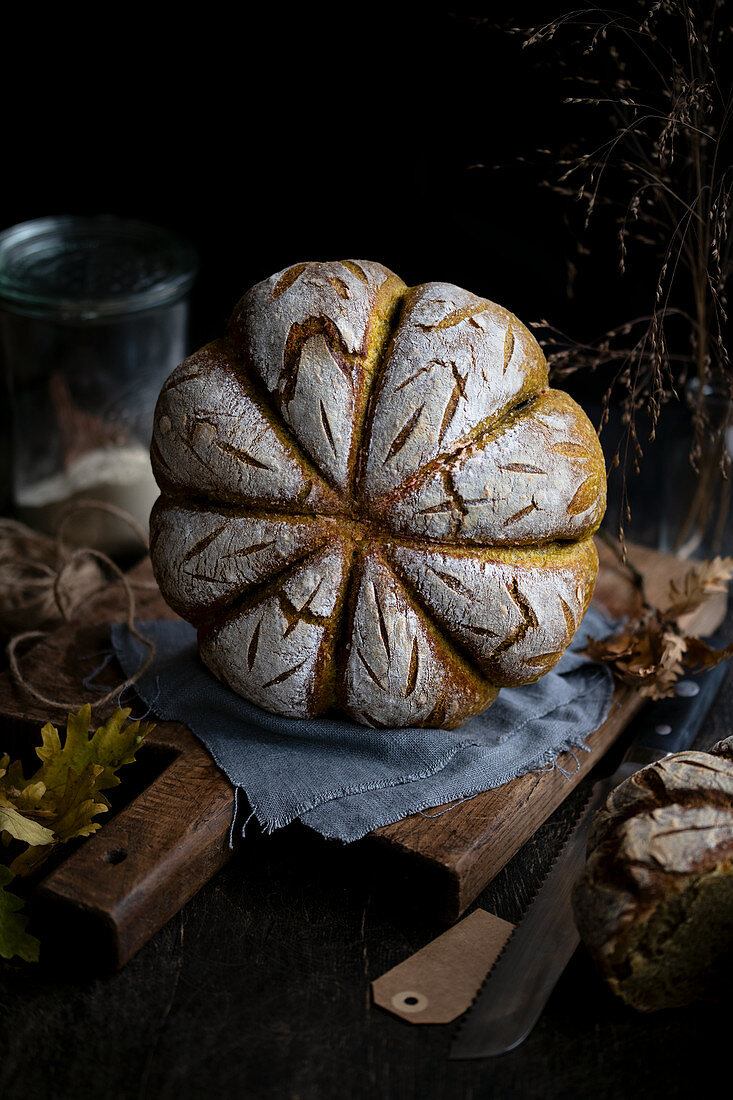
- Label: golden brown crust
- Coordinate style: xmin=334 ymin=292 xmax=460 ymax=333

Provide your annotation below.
xmin=150 ymin=259 xmax=607 ymax=728
xmin=573 ymin=742 xmax=733 ymax=1011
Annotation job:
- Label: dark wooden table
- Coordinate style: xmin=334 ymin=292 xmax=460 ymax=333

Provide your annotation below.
xmin=0 ymin=670 xmax=729 ymax=1100
xmin=0 ymin=415 xmax=730 ymax=1100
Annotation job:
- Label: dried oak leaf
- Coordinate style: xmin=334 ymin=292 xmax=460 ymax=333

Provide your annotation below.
xmin=0 ymin=704 xmax=154 ymax=878
xmin=586 ymin=554 xmax=733 ymax=700
xmin=683 ymin=635 xmax=733 ymax=671
xmin=581 ymin=550 xmax=733 ymax=695
xmin=0 ymin=801 xmax=55 ymax=848
xmin=663 ymin=556 xmax=733 ymax=620
xmin=0 ymin=865 xmax=39 ymax=963
xmin=587 ymin=619 xmax=688 ymax=699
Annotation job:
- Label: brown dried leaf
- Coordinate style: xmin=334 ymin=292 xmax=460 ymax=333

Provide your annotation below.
xmin=586 ymin=618 xmax=688 ymax=699
xmin=663 ymin=557 xmax=733 ymax=621
xmin=587 ymin=550 xmax=733 ymax=699
xmin=682 ymin=636 xmax=733 ymax=671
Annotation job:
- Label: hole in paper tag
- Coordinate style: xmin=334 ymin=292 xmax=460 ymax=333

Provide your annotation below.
xmin=391 ymin=991 xmax=429 ymax=1013
xmin=372 ymin=908 xmax=514 ymax=1025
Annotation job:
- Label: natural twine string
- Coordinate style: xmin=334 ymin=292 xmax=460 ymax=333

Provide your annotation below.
xmin=2 ymin=500 xmax=157 ymax=712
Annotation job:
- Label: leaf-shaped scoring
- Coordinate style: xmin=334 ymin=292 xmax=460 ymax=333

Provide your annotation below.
xmin=149 ymin=262 xmax=607 ymax=728
xmin=152 ymin=339 xmax=341 ymax=514
xmin=198 ymin=543 xmax=352 ymax=718
xmin=341 ymin=547 xmax=496 ymax=728
xmin=359 ymin=283 xmax=549 ymax=506
xmin=382 ymin=390 xmax=606 ymax=545
xmin=230 ymin=260 xmax=406 ymax=493
xmin=150 ymin=501 xmax=341 ymax=623
xmin=387 ymin=540 xmax=598 ymax=686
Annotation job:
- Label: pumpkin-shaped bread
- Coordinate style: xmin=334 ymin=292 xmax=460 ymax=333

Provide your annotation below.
xmin=150 ymin=260 xmax=606 ymax=728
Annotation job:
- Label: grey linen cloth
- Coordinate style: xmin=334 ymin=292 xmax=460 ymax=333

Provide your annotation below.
xmin=111 ymin=607 xmax=614 ymax=843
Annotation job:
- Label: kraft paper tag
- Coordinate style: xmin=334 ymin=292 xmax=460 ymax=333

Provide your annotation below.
xmin=371 ymin=908 xmax=514 ymax=1024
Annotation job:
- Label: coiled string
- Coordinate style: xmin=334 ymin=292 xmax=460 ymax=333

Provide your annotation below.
xmin=3 ymin=501 xmax=156 ymax=712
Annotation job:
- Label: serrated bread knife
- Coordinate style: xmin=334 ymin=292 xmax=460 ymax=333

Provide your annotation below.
xmin=449 ymin=659 xmax=730 ymax=1060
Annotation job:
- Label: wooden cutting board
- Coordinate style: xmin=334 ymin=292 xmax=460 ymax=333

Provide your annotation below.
xmin=0 ymin=539 xmax=724 ymax=967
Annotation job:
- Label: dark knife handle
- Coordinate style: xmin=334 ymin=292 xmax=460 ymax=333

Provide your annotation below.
xmin=627 ymin=658 xmax=729 ymax=756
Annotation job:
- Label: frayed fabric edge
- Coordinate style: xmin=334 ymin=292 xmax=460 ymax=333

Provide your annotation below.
xmin=299 ymin=730 xmax=596 ymax=843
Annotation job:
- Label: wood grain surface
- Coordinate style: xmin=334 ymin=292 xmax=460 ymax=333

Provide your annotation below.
xmin=0 ymin=538 xmax=724 ymax=967
xmin=370 ymin=538 xmax=726 ymax=916
xmin=0 ymin=544 xmax=729 ymax=1100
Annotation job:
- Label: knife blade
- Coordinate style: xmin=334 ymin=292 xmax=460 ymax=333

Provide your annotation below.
xmin=449 ymin=658 xmax=730 ymax=1060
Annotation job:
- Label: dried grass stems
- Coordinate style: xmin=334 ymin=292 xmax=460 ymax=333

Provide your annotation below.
xmin=506 ymin=3 xmax=732 ymax=545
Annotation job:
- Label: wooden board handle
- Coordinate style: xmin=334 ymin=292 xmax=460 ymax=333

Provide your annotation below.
xmin=34 ymin=724 xmax=235 ymax=968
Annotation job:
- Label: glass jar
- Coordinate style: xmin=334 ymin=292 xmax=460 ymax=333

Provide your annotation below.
xmin=0 ymin=216 xmax=197 ymax=556
xmin=658 ymin=375 xmax=733 ymax=560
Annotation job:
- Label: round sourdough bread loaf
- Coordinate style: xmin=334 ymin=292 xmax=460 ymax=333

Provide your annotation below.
xmin=572 ymin=736 xmax=733 ymax=1010
xmin=150 ymin=260 xmax=606 ymax=728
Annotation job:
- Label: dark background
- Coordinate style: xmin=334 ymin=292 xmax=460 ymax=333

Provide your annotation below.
xmin=1 ymin=5 xmax=639 ymax=359
xmin=3 ymin=3 xmax=657 ymax=530
xmin=0 ymin=9 xmax=729 ymax=1100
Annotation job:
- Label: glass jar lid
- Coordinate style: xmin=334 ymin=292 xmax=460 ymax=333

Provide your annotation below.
xmin=0 ymin=215 xmax=198 ymax=320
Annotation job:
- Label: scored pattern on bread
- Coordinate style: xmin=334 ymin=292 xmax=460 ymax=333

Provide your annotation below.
xmin=386 ymin=540 xmax=597 ymax=686
xmin=149 ymin=501 xmax=343 ymax=621
xmin=572 ymin=742 xmax=733 ymax=1011
xmin=151 ymin=339 xmax=343 ymax=514
xmin=382 ymin=391 xmax=606 ymax=544
xmin=341 ymin=546 xmax=497 ymax=728
xmin=151 ymin=259 xmax=607 ymax=728
xmin=359 ymin=282 xmax=549 ymax=505
xmin=229 ymin=260 xmax=406 ymax=493
xmin=199 ymin=542 xmax=353 ymax=719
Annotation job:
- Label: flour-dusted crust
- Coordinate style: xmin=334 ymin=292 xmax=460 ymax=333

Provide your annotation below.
xmin=229 ymin=260 xmax=406 ymax=493
xmin=151 ymin=259 xmax=607 ymax=728
xmin=341 ymin=546 xmax=496 ymax=728
xmin=572 ymin=742 xmax=733 ymax=1011
xmin=149 ymin=500 xmax=343 ymax=621
xmin=198 ymin=541 xmax=352 ymax=718
xmin=360 ymin=283 xmax=548 ymax=505
xmin=382 ymin=391 xmax=606 ymax=544
xmin=386 ymin=540 xmax=597 ymax=686
xmin=151 ymin=339 xmax=341 ymax=514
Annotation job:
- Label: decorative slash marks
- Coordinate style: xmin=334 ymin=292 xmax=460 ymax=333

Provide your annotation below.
xmin=261 ymin=658 xmax=309 ymax=690
xmin=327 ymin=275 xmax=351 ymax=299
xmin=182 ymin=533 xmax=279 ymax=585
xmin=385 ymin=405 xmax=425 ymax=464
xmin=559 ymin=595 xmax=577 ymax=638
xmin=357 ymin=647 xmax=387 ymax=692
xmin=320 ymin=399 xmax=338 ymax=458
xmin=152 ymin=263 xmax=606 ymax=725
xmin=416 ymin=302 xmax=490 ymax=332
xmin=247 ymin=620 xmax=261 ymax=670
xmin=503 ymin=326 xmax=515 ymax=374
xmin=275 ymin=318 xmax=359 ymax=491
xmin=184 ymin=404 xmax=272 ymax=482
xmin=497 ymin=463 xmax=546 ymax=475
xmin=438 ymin=362 xmax=468 ymax=447
xmin=492 ymin=578 xmax=539 ymax=657
xmin=567 ymin=475 xmax=600 ymax=516
xmin=416 ymin=470 xmax=469 ymax=536
xmin=272 ymin=263 xmax=309 ymax=299
xmin=357 ymin=583 xmax=419 ymax=698
xmin=280 ymin=317 xmax=354 ymax=407
xmin=503 ymin=497 xmax=540 ymax=527
xmin=426 ymin=566 xmax=474 ymax=599
xmin=199 ymin=543 xmax=350 ymax=717
xmin=213 ymin=438 xmax=272 ymax=471
xmin=386 ymin=360 xmax=469 ymax=460
xmin=354 ymin=567 xmax=422 ymax=712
